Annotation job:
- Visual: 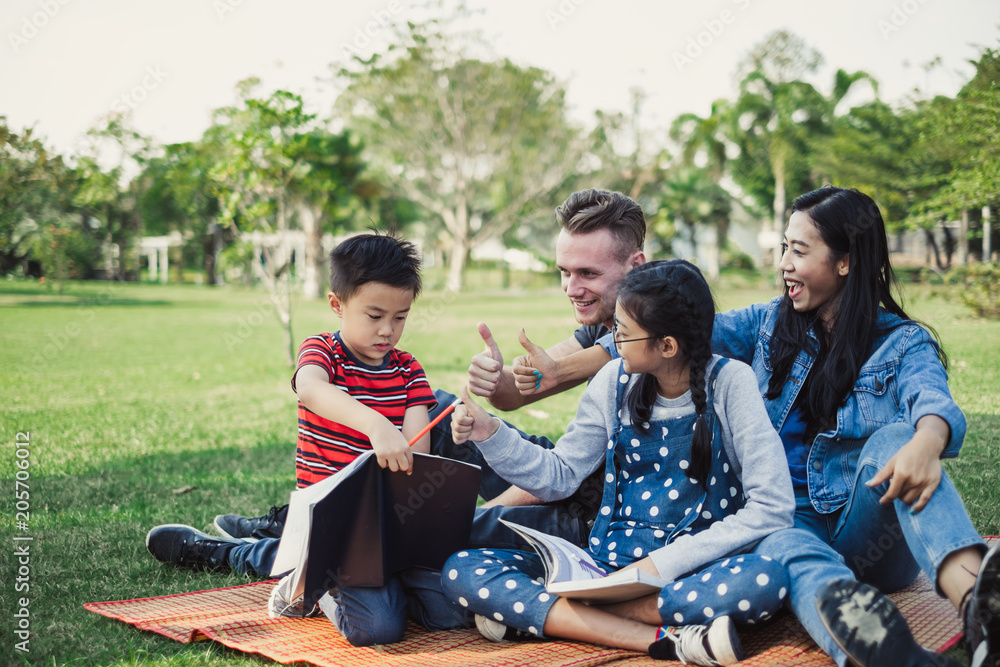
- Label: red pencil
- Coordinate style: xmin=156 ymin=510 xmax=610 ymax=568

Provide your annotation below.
xmin=408 ymin=397 xmax=464 ymax=446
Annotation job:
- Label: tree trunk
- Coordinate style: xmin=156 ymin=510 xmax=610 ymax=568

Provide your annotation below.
xmin=444 ymin=204 xmax=470 ymax=291
xmin=447 ymin=235 xmax=468 ymax=292
xmin=771 ymin=172 xmax=786 ymax=269
xmin=959 ymin=210 xmax=970 ymax=265
xmin=983 ymin=205 xmax=993 ymax=264
xmin=300 ymin=204 xmax=323 ymax=300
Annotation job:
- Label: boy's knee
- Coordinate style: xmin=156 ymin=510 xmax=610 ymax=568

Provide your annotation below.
xmin=339 ymin=615 xmax=407 ymax=647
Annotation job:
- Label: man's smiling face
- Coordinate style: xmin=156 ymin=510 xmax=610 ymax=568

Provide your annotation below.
xmin=555 ymin=228 xmax=641 ymax=329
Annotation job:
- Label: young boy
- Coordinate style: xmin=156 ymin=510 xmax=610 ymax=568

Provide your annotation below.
xmin=145 ymin=232 xmax=472 ymax=646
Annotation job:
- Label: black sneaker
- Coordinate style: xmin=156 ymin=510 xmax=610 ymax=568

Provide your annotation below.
xmin=648 ymin=615 xmax=742 ymax=666
xmin=966 ymin=540 xmax=1000 ymax=667
xmin=816 ymin=578 xmax=963 ymax=667
xmin=146 ymin=524 xmax=243 ymax=571
xmin=214 ymin=504 xmax=287 ymax=540
xmin=474 ymin=614 xmax=539 ymax=642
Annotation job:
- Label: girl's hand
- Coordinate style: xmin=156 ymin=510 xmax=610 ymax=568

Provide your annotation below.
xmin=512 ymin=329 xmax=559 ymax=395
xmin=866 ymin=428 xmax=945 ymax=514
xmin=451 ymin=385 xmax=501 ymax=444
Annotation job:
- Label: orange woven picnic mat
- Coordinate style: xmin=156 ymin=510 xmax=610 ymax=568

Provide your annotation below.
xmin=85 ymin=566 xmax=964 ymax=667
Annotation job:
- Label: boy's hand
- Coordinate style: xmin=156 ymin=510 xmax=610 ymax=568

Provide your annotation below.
xmin=468 ymin=323 xmax=503 ymax=398
xmin=452 ymin=385 xmax=501 ymax=444
xmin=512 ymin=329 xmax=559 ymax=396
xmin=369 ymin=419 xmax=414 ymax=474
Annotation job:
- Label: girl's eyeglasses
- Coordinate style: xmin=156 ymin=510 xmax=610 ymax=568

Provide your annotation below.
xmin=611 ymin=317 xmax=664 ymax=347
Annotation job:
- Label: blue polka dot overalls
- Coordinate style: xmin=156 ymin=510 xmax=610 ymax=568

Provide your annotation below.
xmin=442 ymin=360 xmax=788 ymax=637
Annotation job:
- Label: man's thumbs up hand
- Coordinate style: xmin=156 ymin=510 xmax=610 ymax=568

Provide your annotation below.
xmin=512 ymin=329 xmax=559 ymax=396
xmin=468 ymin=322 xmax=504 ymax=398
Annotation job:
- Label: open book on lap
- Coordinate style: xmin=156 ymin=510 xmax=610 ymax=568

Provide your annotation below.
xmin=500 ymin=519 xmax=668 ymax=604
xmin=272 ymin=451 xmax=481 ymax=612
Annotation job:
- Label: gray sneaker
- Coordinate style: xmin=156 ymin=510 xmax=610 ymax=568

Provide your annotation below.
xmin=267 ymin=574 xmax=320 ymax=618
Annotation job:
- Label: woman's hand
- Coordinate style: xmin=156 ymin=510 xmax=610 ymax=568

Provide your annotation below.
xmin=866 ymin=417 xmax=949 ymax=514
xmin=451 ymin=385 xmax=501 ymax=444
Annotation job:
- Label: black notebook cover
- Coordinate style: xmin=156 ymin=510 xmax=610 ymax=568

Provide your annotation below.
xmin=300 ymin=453 xmax=481 ymax=610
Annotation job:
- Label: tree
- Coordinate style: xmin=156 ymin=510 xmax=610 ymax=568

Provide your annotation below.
xmin=334 ymin=18 xmax=585 ymax=290
xmin=730 ymin=32 xmax=877 ymax=267
xmin=670 ymin=99 xmax=733 ymax=271
xmin=286 ymin=128 xmax=373 ymax=299
xmin=207 ymin=80 xmax=318 ymax=365
xmin=914 ymin=42 xmax=1000 ymax=263
xmin=0 ymin=118 xmax=77 ymax=277
xmin=656 ymin=166 xmax=731 ymax=279
xmin=72 ymin=114 xmax=152 ymax=280
xmin=138 ymin=140 xmax=223 ymax=283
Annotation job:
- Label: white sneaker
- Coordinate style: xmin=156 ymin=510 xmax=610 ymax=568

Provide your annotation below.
xmin=267 ymin=574 xmax=320 ymax=618
xmin=648 ymin=615 xmax=743 ymax=666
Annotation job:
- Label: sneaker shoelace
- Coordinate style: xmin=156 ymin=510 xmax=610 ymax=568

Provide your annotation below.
xmin=670 ymin=625 xmax=717 ymax=666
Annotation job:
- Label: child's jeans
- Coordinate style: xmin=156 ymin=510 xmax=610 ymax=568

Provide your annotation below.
xmin=318 ymin=567 xmax=473 ymax=646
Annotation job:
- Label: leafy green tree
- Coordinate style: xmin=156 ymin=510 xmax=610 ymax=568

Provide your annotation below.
xmin=0 ymin=119 xmax=77 ymax=277
xmin=914 ymin=42 xmax=1000 ymax=263
xmin=138 ymin=140 xmax=222 ymax=282
xmin=206 ymin=80 xmax=318 ymax=365
xmin=656 ymin=166 xmax=731 ymax=279
xmin=286 ymin=128 xmax=373 ymax=299
xmin=71 ymin=115 xmax=152 ymax=280
xmin=334 ymin=18 xmax=585 ymax=290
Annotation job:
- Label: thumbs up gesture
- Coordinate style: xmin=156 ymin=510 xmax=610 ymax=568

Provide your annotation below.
xmin=452 ymin=385 xmax=501 ymax=444
xmin=468 ymin=322 xmax=504 ymax=398
xmin=512 ymin=329 xmax=558 ymax=396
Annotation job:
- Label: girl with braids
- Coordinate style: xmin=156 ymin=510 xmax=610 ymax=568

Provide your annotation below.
xmin=442 ymin=260 xmax=794 ymax=666
xmin=712 ymin=186 xmax=1000 ymax=667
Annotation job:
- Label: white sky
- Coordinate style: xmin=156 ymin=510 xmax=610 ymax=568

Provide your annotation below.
xmin=1 ymin=0 xmax=998 ymax=156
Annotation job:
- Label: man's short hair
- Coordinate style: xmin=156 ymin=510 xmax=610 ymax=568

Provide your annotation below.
xmin=555 ymin=189 xmax=646 ymax=262
xmin=329 ymin=231 xmax=422 ymax=301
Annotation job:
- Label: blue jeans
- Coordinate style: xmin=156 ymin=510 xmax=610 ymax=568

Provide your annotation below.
xmin=754 ymin=423 xmax=986 ymax=666
xmin=318 ymin=567 xmax=473 ymax=646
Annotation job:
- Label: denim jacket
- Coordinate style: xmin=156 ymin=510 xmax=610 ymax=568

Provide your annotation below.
xmin=712 ymin=297 xmax=966 ymax=515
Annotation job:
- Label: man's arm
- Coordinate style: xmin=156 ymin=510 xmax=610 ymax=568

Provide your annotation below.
xmin=296 ymin=365 xmax=414 ymax=473
xmin=513 ymin=340 xmax=613 ymax=396
xmin=471 ymin=325 xmax=588 ymax=411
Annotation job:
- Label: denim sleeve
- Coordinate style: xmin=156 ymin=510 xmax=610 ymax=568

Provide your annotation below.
xmin=596 ymin=332 xmax=616 ymax=359
xmin=894 ymin=325 xmax=967 ymax=458
xmin=712 ymin=301 xmax=772 ymax=363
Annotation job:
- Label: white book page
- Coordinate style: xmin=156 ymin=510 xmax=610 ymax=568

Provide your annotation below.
xmin=499 ymin=519 xmax=607 ymax=583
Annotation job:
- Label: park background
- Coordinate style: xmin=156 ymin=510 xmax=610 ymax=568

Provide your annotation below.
xmin=3 ymin=1 xmax=1000 ymax=665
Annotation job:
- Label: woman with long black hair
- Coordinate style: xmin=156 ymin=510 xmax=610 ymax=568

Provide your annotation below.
xmin=713 ymin=186 xmax=1000 ymax=667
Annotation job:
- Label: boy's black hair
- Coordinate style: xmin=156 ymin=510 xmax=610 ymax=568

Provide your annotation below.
xmin=328 ymin=231 xmax=422 ymax=301
xmin=617 ymin=259 xmax=717 ymax=490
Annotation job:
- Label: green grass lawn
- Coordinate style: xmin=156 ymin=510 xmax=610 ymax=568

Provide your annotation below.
xmin=1 ymin=277 xmax=998 ymax=666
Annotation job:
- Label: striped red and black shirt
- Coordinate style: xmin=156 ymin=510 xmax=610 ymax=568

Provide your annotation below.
xmin=291 ymin=332 xmax=437 ymax=488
